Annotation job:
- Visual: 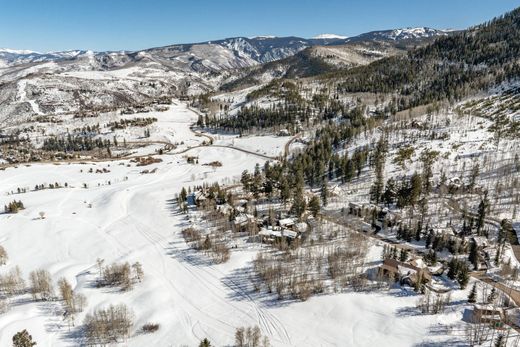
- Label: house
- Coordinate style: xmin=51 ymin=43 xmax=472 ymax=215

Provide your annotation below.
xmin=379 ymin=258 xmax=432 ymax=286
xmin=279 ymin=217 xmax=296 ymax=229
xmin=472 ymin=304 xmax=504 ymax=326
xmin=258 ymin=227 xmax=299 ymax=243
xmin=232 ymin=213 xmax=258 ymax=233
xmin=187 ymin=191 xmax=206 ymax=206
xmin=294 ymin=222 xmax=308 ymax=234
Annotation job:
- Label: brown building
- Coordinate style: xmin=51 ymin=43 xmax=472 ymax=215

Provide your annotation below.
xmin=379 ymin=258 xmax=432 ymax=286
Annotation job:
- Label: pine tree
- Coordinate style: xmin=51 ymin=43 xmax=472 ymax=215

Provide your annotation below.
xmin=495 ymin=245 xmax=502 ymax=265
xmin=241 ymin=170 xmax=251 ymax=191
xmin=476 ymin=193 xmax=489 ymax=235
xmin=180 ymin=187 xmax=187 ymax=203
xmin=468 ymin=283 xmax=477 ymax=303
xmin=12 ymin=330 xmax=36 ymax=347
xmin=458 ymin=266 xmax=469 ymax=289
xmin=370 ymin=136 xmax=387 ymax=203
xmin=382 ymin=178 xmax=397 ymax=206
xmin=415 ymin=222 xmax=422 ymax=242
xmin=468 ymin=241 xmax=479 ymax=270
xmin=447 ymin=259 xmax=457 ymax=279
xmin=308 ymin=196 xmax=320 ymax=217
xmin=487 ymin=288 xmax=497 ymax=304
xmin=425 ymin=231 xmax=433 ymax=249
xmin=409 ymin=173 xmax=422 ymax=207
xmin=495 ymin=333 xmax=505 ymax=347
xmin=291 ymin=189 xmax=306 ymax=219
xmin=399 ymin=249 xmax=408 ymax=262
xmin=199 ymin=338 xmax=212 ymax=347
xmin=320 ymin=179 xmax=328 ymax=206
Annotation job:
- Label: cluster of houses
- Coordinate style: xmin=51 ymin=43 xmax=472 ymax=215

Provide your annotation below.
xmin=231 ymin=211 xmax=308 ymax=244
xmin=257 ymin=217 xmax=308 ymax=243
xmin=187 ymin=189 xmax=309 ymax=244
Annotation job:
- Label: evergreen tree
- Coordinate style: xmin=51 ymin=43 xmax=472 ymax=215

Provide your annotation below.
xmin=425 ymin=250 xmax=437 ymax=265
xmin=12 ymin=330 xmax=36 ymax=347
xmin=241 ymin=170 xmax=251 ymax=191
xmin=199 ymin=338 xmax=212 ymax=347
xmin=487 ymin=288 xmax=497 ymax=304
xmin=320 ymin=179 xmax=328 ymax=206
xmin=476 ymin=193 xmax=489 ymax=235
xmin=495 ymin=244 xmax=502 ymax=265
xmin=180 ymin=187 xmax=187 ymax=203
xmin=370 ymin=136 xmax=388 ymax=203
xmin=382 ymin=178 xmax=397 ymax=206
xmin=468 ymin=283 xmax=477 ymax=303
xmin=425 ymin=231 xmax=433 ymax=249
xmin=399 ymin=249 xmax=409 ymax=262
xmin=468 ymin=241 xmax=480 ymax=270
xmin=495 ymin=334 xmax=505 ymax=347
xmin=308 ymin=196 xmax=321 ymax=217
xmin=415 ymin=223 xmax=422 ymax=242
xmin=409 ymin=173 xmax=422 ymax=207
xmin=291 ymin=190 xmax=306 ymax=219
xmin=279 ymin=178 xmax=290 ymax=204
xmin=457 ymin=266 xmax=469 ymax=289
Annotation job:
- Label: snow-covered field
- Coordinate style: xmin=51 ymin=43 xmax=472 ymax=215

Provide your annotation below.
xmin=0 ymin=104 xmax=473 ymax=346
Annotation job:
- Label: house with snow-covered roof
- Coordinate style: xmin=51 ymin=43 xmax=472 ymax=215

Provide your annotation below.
xmin=378 ymin=258 xmax=432 ymax=286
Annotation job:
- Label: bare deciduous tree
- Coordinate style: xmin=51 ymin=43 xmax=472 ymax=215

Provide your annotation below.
xmin=29 ymin=269 xmax=54 ymax=301
xmin=84 ymin=304 xmax=134 ymax=345
xmin=0 ymin=245 xmax=8 ymax=265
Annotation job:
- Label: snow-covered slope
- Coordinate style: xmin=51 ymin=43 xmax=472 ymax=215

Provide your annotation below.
xmin=312 ymin=34 xmax=348 ymax=40
xmin=348 ymin=27 xmax=452 ymax=43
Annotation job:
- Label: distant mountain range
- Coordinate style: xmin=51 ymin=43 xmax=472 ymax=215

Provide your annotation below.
xmin=0 ymin=27 xmax=451 ymax=69
xmin=0 ymin=27 xmax=452 ymax=122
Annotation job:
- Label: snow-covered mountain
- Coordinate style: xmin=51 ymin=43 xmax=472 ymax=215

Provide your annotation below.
xmin=0 ymin=36 xmax=329 ymax=70
xmin=0 ymin=28 xmax=452 ymax=120
xmin=348 ymin=27 xmax=452 ymax=43
xmin=0 ymin=28 xmax=450 ymax=69
xmin=312 ymin=34 xmax=348 ymax=40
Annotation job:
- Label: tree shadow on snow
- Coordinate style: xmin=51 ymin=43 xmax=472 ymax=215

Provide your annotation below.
xmin=413 ymin=323 xmax=467 ymax=346
xmin=414 ymin=339 xmax=467 ymax=347
xmin=221 ymin=265 xmax=299 ymax=309
xmin=395 ymin=305 xmax=423 ymax=317
xmin=169 ymin=244 xmax=215 ymax=267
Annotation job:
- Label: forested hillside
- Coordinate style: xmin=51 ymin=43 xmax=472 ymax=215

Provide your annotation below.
xmin=334 ymin=7 xmax=520 ymax=110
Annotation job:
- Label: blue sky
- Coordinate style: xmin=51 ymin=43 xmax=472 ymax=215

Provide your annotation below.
xmin=0 ymin=0 xmax=518 ymax=52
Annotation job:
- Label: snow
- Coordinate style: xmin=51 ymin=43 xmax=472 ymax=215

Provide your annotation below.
xmin=312 ymin=34 xmax=348 ymax=40
xmin=215 ymin=134 xmax=291 ymax=158
xmin=250 ymin=35 xmax=277 ymax=39
xmin=0 ymin=100 xmax=476 ymax=346
xmin=0 ymin=48 xmax=40 ymax=55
